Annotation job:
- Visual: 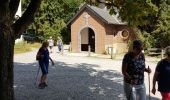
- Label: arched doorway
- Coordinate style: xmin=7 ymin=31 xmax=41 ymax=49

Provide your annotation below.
xmin=80 ymin=27 xmax=95 ymax=52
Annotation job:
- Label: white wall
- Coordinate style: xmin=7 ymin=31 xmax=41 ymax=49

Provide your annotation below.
xmin=15 ymin=0 xmax=22 ymax=17
xmin=81 ymin=28 xmax=88 ymax=44
xmin=15 ymin=0 xmax=23 ymax=43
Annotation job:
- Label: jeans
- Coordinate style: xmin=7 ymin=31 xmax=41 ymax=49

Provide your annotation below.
xmin=124 ymin=82 xmax=146 ymax=100
xmin=39 ymin=61 xmax=49 ymax=75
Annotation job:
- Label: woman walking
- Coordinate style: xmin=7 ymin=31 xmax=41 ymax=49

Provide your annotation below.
xmin=122 ymin=39 xmax=151 ymax=100
xmin=152 ymin=46 xmax=170 ymax=100
xmin=36 ymin=41 xmax=54 ymax=89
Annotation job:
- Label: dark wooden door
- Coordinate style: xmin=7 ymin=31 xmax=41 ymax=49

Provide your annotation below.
xmin=88 ymin=28 xmax=95 ymax=52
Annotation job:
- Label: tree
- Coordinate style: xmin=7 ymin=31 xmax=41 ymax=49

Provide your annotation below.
xmin=0 ymin=0 xmax=42 ymax=100
xmin=152 ymin=0 xmax=170 ymax=48
xmin=22 ymin=0 xmax=83 ymax=43
xmin=111 ymin=0 xmax=170 ymax=48
xmin=89 ymin=0 xmax=170 ymax=48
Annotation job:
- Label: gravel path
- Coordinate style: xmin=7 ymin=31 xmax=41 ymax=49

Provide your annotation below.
xmin=14 ymin=47 xmax=161 ymax=100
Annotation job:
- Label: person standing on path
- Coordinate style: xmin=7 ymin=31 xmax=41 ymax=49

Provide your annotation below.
xmin=152 ymin=46 xmax=170 ymax=100
xmin=36 ymin=41 xmax=54 ymax=89
xmin=48 ymin=37 xmax=54 ymax=53
xmin=122 ymin=39 xmax=151 ymax=100
xmin=57 ymin=37 xmax=62 ymax=52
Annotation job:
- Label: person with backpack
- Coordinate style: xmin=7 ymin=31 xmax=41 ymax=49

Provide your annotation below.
xmin=36 ymin=41 xmax=54 ymax=89
xmin=122 ymin=39 xmax=151 ymax=100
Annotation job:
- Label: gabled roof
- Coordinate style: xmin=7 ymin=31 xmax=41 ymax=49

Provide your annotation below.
xmin=67 ymin=4 xmax=126 ymax=26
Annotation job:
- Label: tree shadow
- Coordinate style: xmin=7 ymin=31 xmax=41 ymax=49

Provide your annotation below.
xmin=14 ymin=61 xmax=160 ymax=100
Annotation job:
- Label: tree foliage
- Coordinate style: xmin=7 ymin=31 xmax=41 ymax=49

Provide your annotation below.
xmin=103 ymin=0 xmax=170 ymax=48
xmin=152 ymin=0 xmax=170 ymax=47
xmin=22 ymin=0 xmax=83 ymax=43
xmin=84 ymin=0 xmax=170 ymax=48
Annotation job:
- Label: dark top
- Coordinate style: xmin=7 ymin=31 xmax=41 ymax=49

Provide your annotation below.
xmin=122 ymin=52 xmax=146 ymax=85
xmin=38 ymin=47 xmax=49 ymax=64
xmin=156 ymin=59 xmax=170 ymax=92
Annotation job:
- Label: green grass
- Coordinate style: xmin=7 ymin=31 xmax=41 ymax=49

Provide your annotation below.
xmin=14 ymin=41 xmax=41 ymax=54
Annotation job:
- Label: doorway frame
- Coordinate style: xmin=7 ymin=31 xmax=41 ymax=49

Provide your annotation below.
xmin=78 ymin=25 xmax=97 ymax=52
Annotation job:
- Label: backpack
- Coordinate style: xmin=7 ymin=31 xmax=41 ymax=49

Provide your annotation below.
xmin=36 ymin=49 xmax=42 ymax=61
xmin=36 ymin=52 xmax=41 ymax=61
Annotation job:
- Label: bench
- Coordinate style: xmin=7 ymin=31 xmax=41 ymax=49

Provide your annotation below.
xmin=147 ymin=48 xmax=162 ymax=56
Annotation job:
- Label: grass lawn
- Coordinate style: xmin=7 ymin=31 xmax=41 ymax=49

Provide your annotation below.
xmin=14 ymin=41 xmax=41 ymax=54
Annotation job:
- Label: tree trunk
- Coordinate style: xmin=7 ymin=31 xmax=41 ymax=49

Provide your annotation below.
xmin=0 ymin=0 xmax=42 ymax=100
xmin=0 ymin=24 xmax=15 ymax=100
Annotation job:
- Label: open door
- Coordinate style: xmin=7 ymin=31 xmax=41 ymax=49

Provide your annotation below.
xmin=80 ymin=27 xmax=95 ymax=52
xmin=88 ymin=28 xmax=95 ymax=52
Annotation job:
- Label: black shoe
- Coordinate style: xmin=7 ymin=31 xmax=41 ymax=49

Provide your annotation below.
xmin=38 ymin=83 xmax=45 ymax=89
xmin=43 ymin=82 xmax=48 ymax=87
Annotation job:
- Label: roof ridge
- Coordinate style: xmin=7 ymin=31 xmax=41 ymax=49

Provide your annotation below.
xmin=67 ymin=3 xmax=126 ymax=26
xmin=87 ymin=4 xmax=124 ymax=24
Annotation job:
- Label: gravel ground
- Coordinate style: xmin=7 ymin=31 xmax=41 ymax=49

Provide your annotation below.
xmin=14 ymin=46 xmax=161 ymax=100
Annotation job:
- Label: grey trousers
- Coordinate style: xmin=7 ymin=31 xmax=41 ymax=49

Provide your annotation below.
xmin=124 ymin=82 xmax=146 ymax=100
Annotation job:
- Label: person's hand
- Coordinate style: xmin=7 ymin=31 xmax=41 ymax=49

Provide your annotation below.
xmin=152 ymin=87 xmax=156 ymax=95
xmin=130 ymin=79 xmax=138 ymax=85
xmin=52 ymin=61 xmax=54 ymax=66
xmin=145 ymin=67 xmax=151 ymax=73
xmin=124 ymin=74 xmax=132 ymax=81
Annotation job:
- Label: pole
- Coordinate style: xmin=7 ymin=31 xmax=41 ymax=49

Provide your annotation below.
xmin=34 ymin=67 xmax=40 ymax=86
xmin=148 ymin=66 xmax=151 ymax=100
xmin=111 ymin=47 xmax=113 ymax=59
xmin=88 ymin=45 xmax=91 ymax=56
xmin=61 ymin=44 xmax=64 ymax=55
xmin=161 ymin=48 xmax=164 ymax=59
xmin=69 ymin=42 xmax=72 ymax=52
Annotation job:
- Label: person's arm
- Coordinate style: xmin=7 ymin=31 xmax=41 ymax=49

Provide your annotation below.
xmin=152 ymin=71 xmax=159 ymax=95
xmin=122 ymin=62 xmax=132 ymax=81
xmin=122 ymin=54 xmax=132 ymax=81
xmin=144 ymin=67 xmax=151 ymax=73
xmin=49 ymin=56 xmax=54 ymax=65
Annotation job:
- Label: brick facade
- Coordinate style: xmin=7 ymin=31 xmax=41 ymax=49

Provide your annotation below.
xmin=69 ymin=7 xmax=135 ymax=54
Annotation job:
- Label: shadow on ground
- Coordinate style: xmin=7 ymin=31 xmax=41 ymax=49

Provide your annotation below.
xmin=14 ymin=61 xmax=160 ymax=100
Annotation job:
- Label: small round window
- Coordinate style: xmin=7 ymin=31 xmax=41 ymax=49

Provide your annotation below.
xmin=121 ymin=30 xmax=129 ymax=38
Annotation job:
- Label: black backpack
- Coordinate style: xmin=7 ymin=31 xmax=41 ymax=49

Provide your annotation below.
xmin=36 ymin=48 xmax=43 ymax=61
xmin=36 ymin=52 xmax=41 ymax=61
